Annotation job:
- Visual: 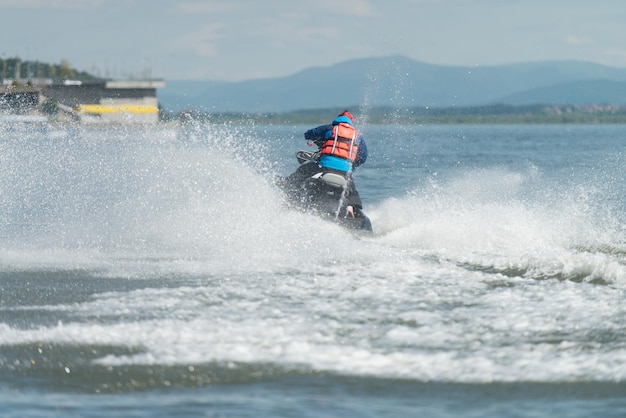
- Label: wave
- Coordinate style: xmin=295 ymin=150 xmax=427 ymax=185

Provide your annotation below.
xmin=2 ymin=124 xmax=626 ymax=289
xmin=0 ymin=125 xmax=376 ymax=277
xmin=368 ymin=165 xmax=626 ymax=286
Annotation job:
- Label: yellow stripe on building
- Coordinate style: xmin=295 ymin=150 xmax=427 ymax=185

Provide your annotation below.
xmin=77 ymin=104 xmax=159 ymax=114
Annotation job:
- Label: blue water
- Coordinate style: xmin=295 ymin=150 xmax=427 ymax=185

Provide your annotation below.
xmin=2 ymin=122 xmax=626 ymax=417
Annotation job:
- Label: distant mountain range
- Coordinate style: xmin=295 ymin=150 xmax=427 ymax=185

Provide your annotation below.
xmin=157 ymin=56 xmax=626 ymax=113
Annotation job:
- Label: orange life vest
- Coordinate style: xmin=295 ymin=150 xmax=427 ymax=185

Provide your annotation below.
xmin=319 ymin=122 xmax=359 ymax=162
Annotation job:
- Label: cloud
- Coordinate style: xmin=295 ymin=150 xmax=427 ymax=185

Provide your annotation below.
xmin=159 ymin=24 xmax=224 ymax=57
xmin=0 ymin=0 xmax=104 ymax=8
xmin=604 ymin=49 xmax=626 ymax=59
xmin=176 ymin=2 xmax=244 ymax=15
xmin=566 ymin=35 xmax=592 ymax=46
xmin=341 ymin=0 xmax=377 ymax=17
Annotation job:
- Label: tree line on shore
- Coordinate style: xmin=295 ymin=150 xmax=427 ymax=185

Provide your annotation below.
xmin=1 ymin=57 xmax=100 ymax=83
xmin=170 ymin=103 xmax=626 ymax=124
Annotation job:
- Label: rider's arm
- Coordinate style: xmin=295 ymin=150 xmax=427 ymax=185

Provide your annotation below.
xmin=353 ymin=136 xmax=368 ymax=169
xmin=304 ymin=124 xmax=331 ymax=142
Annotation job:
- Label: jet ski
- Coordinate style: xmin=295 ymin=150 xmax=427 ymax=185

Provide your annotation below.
xmin=278 ymin=149 xmax=372 ymax=232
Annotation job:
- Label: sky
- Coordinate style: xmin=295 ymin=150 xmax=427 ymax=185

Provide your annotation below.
xmin=1 ymin=0 xmax=625 ymax=82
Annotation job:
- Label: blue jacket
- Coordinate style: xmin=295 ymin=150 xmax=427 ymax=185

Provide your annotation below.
xmin=304 ymin=118 xmax=368 ymax=172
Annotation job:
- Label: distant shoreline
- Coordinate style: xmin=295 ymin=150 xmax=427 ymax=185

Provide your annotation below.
xmin=170 ymin=104 xmax=626 ymax=125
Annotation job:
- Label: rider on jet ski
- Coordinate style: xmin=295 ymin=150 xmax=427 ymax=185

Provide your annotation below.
xmin=282 ymin=110 xmax=368 ymax=217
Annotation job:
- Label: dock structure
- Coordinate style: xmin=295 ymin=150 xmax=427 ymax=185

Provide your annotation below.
xmin=45 ymin=79 xmax=165 ymax=124
xmin=1 ymin=79 xmax=165 ymax=124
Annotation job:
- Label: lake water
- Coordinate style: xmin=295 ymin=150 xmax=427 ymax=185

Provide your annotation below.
xmin=2 ymin=122 xmax=626 ymax=417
